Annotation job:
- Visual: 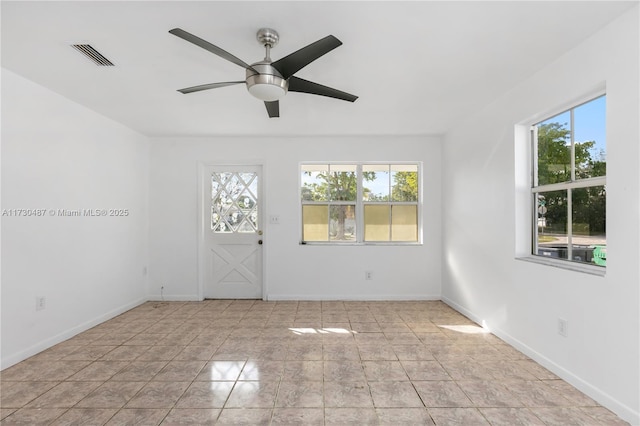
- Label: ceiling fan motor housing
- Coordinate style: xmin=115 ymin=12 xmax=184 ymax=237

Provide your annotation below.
xmin=246 ymin=61 xmax=288 ymax=101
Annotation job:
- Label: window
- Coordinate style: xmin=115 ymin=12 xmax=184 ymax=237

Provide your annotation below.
xmin=210 ymin=171 xmax=259 ymax=233
xmin=531 ymin=95 xmax=606 ymax=267
xmin=300 ymin=163 xmax=420 ymax=244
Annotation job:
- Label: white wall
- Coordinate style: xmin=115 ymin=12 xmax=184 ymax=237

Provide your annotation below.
xmin=441 ymin=7 xmax=639 ymax=424
xmin=1 ymin=69 xmax=150 ymax=369
xmin=148 ymin=135 xmax=441 ymax=301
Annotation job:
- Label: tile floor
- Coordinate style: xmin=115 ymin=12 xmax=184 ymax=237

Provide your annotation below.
xmin=0 ymin=300 xmax=629 ymax=425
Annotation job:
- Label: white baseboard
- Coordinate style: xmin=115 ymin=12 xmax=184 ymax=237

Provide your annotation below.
xmin=266 ymin=294 xmax=441 ymax=301
xmin=1 ymin=297 xmax=147 ymax=370
xmin=441 ymin=296 xmax=640 ymax=426
xmin=147 ymin=294 xmax=201 ymax=302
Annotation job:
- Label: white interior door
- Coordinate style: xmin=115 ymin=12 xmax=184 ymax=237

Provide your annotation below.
xmin=202 ymin=165 xmax=263 ymax=299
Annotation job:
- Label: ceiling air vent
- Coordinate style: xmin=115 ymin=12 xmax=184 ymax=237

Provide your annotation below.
xmin=71 ymin=44 xmax=114 ymax=66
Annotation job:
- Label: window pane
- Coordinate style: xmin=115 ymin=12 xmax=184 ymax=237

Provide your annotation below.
xmin=574 ymin=96 xmax=606 ymax=180
xmin=391 ymin=205 xmax=418 ymax=241
xmin=301 ymin=164 xmax=329 ymax=201
xmin=302 ymin=205 xmax=328 ymax=241
xmin=537 ymin=112 xmax=571 ymax=185
xmin=329 ymin=165 xmax=357 ymax=201
xmin=536 ymin=190 xmax=568 ymax=260
xmin=329 ymin=205 xmax=356 ymax=241
xmin=363 ymin=165 xmax=390 ymax=201
xmin=364 ymin=205 xmax=390 ymax=241
xmin=391 ymin=165 xmax=419 ymax=201
xmin=572 ymin=186 xmax=606 ymax=265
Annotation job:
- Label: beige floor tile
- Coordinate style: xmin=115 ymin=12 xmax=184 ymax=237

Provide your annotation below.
xmin=160 ymin=408 xmax=220 ymax=425
xmin=136 ymin=346 xmax=184 ymax=362
xmin=532 ymin=406 xmax=606 ymax=425
xmin=357 ymin=344 xmax=398 ymax=361
xmin=5 ymin=361 xmax=91 ymax=382
xmin=105 ymin=408 xmax=170 ymax=425
xmin=110 ymin=361 xmax=167 ymax=382
xmin=376 ymin=407 xmax=435 ymax=425
xmin=363 ymin=360 xmax=409 ymax=382
xmin=67 ymin=361 xmax=130 ymax=382
xmin=368 ymin=381 xmax=424 ymax=408
xmin=282 ymin=361 xmax=323 ymax=381
xmin=225 ymin=380 xmax=279 ymax=408
xmin=275 ymin=380 xmax=323 ymax=407
xmin=0 ymin=381 xmax=58 ymax=408
xmin=323 ymin=381 xmax=374 ymax=407
xmin=479 ymin=407 xmax=545 ymax=425
xmin=580 ymin=406 xmax=631 ymax=425
xmin=286 ymin=343 xmax=323 ymax=361
xmin=0 ymin=408 xmax=66 ymax=425
xmin=126 ymin=381 xmax=190 ymax=409
xmin=439 ymin=357 xmax=495 ymax=380
xmin=172 ymin=345 xmax=217 ymax=361
xmin=413 ymin=381 xmax=473 ymax=408
xmin=457 ymin=380 xmax=523 ymax=407
xmin=26 ymin=381 xmax=102 ymax=408
xmin=322 ymin=343 xmax=360 ymax=360
xmin=49 ymin=408 xmax=118 ymax=425
xmin=271 ymin=407 xmax=324 ymax=425
xmin=152 ymin=361 xmax=206 ymax=382
xmin=543 ymin=379 xmax=599 ymax=406
xmin=0 ymin=300 xmax=631 ymax=426
xmin=61 ymin=345 xmax=118 ymax=361
xmin=239 ymin=360 xmax=284 ymax=381
xmin=428 ymin=407 xmax=490 ymax=425
xmin=392 ymin=344 xmax=435 ymax=361
xmin=28 ymin=345 xmax=85 ymax=362
xmin=175 ymin=381 xmax=234 ymax=409
xmin=100 ymin=345 xmax=151 ymax=361
xmin=503 ymin=380 xmax=573 ymax=407
xmin=324 ymin=360 xmax=366 ymax=382
xmin=401 ymin=360 xmax=450 ymax=381
xmin=0 ymin=408 xmax=17 ymax=421
xmin=195 ymin=360 xmax=245 ymax=381
xmin=216 ymin=408 xmax=272 ymax=425
xmin=76 ymin=381 xmax=145 ymax=408
xmin=325 ymin=407 xmax=378 ymax=425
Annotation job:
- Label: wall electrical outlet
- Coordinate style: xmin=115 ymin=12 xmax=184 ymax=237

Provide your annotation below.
xmin=35 ymin=297 xmax=46 ymax=311
xmin=365 ymin=271 xmax=373 ymax=280
xmin=270 ymin=215 xmax=280 ymax=225
xmin=558 ymin=318 xmax=568 ymax=337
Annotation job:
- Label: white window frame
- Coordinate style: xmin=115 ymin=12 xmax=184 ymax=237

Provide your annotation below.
xmin=522 ymin=93 xmax=606 ymax=274
xmin=299 ymin=162 xmax=423 ymax=245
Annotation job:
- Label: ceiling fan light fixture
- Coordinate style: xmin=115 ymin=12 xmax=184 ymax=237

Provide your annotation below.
xmin=246 ymin=73 xmax=288 ymax=101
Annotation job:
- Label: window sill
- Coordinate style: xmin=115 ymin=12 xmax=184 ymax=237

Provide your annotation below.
xmin=516 ymin=255 xmax=606 ymax=276
xmin=300 ymin=241 xmax=423 ymax=246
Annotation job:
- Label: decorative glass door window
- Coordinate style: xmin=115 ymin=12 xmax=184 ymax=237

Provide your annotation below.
xmin=211 ymin=171 xmax=258 ymax=233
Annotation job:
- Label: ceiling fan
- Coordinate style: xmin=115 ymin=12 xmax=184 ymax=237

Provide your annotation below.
xmin=169 ymin=27 xmax=358 ymax=118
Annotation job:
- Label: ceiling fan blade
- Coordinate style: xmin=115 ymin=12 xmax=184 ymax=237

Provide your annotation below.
xmin=288 ymin=76 xmax=358 ymax=102
xmin=177 ymin=81 xmax=244 ymax=94
xmin=264 ymin=101 xmax=280 ymax=118
xmin=169 ymin=28 xmax=257 ymax=73
xmin=271 ymin=35 xmax=342 ymax=79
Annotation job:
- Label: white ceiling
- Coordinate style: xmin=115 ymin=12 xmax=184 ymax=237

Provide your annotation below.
xmin=2 ymin=1 xmax=636 ymax=137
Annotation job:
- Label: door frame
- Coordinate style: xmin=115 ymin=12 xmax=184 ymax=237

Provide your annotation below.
xmin=197 ymin=161 xmax=267 ymax=301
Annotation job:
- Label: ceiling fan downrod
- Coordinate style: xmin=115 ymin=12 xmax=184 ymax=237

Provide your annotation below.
xmin=256 ymin=28 xmax=279 ymax=62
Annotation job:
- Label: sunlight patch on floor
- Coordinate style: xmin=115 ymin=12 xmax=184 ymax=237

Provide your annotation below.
xmin=438 ymin=324 xmax=490 ymax=334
